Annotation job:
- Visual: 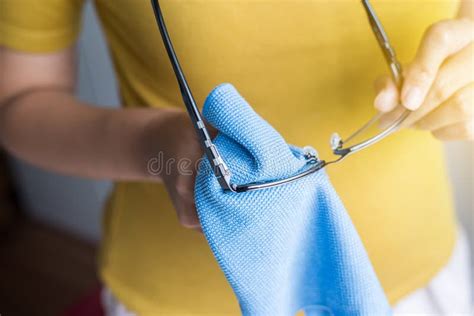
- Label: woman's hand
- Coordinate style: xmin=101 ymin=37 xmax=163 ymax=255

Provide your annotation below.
xmin=374 ymin=18 xmax=474 ymax=141
xmin=144 ymin=109 xmax=215 ymax=231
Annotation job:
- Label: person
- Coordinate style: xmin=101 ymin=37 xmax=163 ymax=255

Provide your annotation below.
xmin=0 ymin=0 xmax=472 ymax=315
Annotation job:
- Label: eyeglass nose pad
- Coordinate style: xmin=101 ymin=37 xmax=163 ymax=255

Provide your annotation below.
xmin=330 ymin=133 xmax=343 ymax=151
xmin=303 ymin=146 xmax=319 ymax=160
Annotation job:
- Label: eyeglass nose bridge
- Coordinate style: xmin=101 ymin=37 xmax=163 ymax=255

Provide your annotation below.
xmin=151 ymin=0 xmax=410 ymax=193
xmin=228 ymin=148 xmax=326 ymax=193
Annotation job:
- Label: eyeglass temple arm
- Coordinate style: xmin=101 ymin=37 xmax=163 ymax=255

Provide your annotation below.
xmin=361 ymin=0 xmax=402 ymax=85
xmin=150 ymin=0 xmax=233 ymax=190
xmin=332 ymin=1 xmax=410 ymax=157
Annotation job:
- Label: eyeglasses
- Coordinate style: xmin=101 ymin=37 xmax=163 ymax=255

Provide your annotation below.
xmin=151 ymin=0 xmax=410 ymax=193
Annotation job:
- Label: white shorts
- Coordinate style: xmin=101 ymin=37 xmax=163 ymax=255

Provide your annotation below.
xmin=102 ymin=230 xmax=472 ymax=316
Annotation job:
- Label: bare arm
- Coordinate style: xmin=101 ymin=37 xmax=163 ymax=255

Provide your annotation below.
xmin=0 ymin=45 xmax=203 ymax=227
xmin=0 ymin=46 xmax=162 ymax=181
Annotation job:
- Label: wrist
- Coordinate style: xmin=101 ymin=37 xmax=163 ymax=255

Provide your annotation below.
xmin=135 ymin=107 xmax=184 ymax=181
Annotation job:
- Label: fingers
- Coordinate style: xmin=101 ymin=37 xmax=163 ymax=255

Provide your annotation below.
xmin=173 ymin=175 xmax=201 ymax=230
xmin=175 ymin=198 xmax=200 ymax=229
xmin=401 ymin=42 xmax=474 ymax=127
xmin=401 ymin=19 xmax=474 ymax=110
xmin=416 ymin=83 xmax=474 ymax=131
xmin=431 ymin=120 xmax=474 ymax=141
xmin=374 ymin=75 xmax=399 ymax=112
xmin=175 ymin=199 xmax=201 ymax=230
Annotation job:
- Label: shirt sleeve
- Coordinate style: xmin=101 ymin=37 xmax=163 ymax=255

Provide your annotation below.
xmin=0 ymin=0 xmax=85 ymax=53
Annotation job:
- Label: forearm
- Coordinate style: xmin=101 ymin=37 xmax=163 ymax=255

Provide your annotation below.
xmin=0 ymin=89 xmax=163 ymax=181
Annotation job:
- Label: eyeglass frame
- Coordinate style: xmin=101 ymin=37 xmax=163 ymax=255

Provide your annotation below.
xmin=150 ymin=0 xmax=410 ymax=193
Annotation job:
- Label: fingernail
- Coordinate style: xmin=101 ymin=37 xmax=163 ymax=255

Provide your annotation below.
xmin=374 ymin=90 xmax=395 ymax=112
xmin=403 ymin=87 xmax=423 ymax=110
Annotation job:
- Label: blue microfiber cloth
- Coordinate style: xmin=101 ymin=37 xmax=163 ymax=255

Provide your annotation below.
xmin=195 ymin=84 xmax=391 ymax=316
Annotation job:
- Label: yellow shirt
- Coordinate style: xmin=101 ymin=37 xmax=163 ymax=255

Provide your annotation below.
xmin=1 ymin=0 xmax=458 ymax=315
